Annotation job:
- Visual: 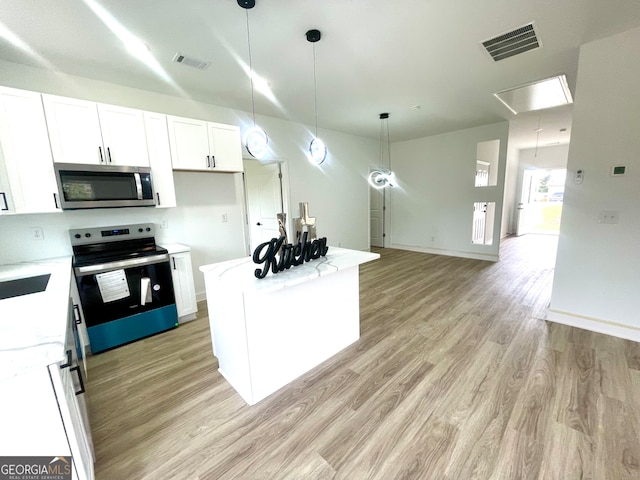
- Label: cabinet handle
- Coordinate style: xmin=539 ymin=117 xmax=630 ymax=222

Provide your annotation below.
xmin=107 ymin=147 xmax=112 ymax=163
xmin=211 ymin=155 xmax=216 ymax=168
xmin=53 ymin=193 xmax=60 ymax=209
xmin=98 ymin=146 xmax=104 ymax=163
xmin=156 ymin=192 xmax=161 ymax=206
xmin=70 ymin=365 xmax=86 ymax=395
xmin=73 ymin=304 xmax=82 ymax=325
xmin=206 ymin=155 xmax=211 ymax=168
xmin=60 ymin=349 xmax=72 ymax=369
xmin=0 ymin=192 xmax=8 ymax=211
xmin=172 ymin=257 xmax=177 ymax=270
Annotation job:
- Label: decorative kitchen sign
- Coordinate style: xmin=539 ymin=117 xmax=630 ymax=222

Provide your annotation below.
xmin=253 ymin=231 xmax=329 ymax=279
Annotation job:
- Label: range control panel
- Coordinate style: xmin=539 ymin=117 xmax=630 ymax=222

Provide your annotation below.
xmin=69 ymin=223 xmax=155 ymax=246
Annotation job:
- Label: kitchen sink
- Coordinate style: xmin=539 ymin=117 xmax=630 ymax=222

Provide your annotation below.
xmin=0 ymin=274 xmax=51 ymax=301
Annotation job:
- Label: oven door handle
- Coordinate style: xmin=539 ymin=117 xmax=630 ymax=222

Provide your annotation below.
xmin=74 ymin=254 xmax=169 ymax=276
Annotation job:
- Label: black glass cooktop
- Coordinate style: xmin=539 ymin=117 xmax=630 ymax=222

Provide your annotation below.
xmin=0 ymin=273 xmax=51 ymax=301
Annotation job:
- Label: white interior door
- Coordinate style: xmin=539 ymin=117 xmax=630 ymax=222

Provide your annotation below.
xmin=245 ymin=161 xmax=283 ymax=251
xmin=370 ymin=183 xmax=384 ymax=248
xmin=517 ymin=170 xmax=535 ymax=236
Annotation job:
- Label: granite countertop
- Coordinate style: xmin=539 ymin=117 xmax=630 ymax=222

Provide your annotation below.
xmin=0 ymin=257 xmax=72 ymax=382
xmin=199 ymin=247 xmax=380 ymax=294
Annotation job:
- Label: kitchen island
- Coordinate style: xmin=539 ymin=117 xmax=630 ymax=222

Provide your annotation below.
xmin=199 ymin=247 xmax=379 ymax=405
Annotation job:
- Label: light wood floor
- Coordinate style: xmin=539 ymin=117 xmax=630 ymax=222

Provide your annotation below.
xmin=87 ymin=235 xmax=640 ymax=479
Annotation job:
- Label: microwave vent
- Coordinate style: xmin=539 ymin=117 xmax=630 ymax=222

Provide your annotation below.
xmin=172 ymin=52 xmax=210 ymax=70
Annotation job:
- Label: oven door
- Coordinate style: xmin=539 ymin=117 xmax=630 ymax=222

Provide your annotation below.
xmin=74 ymin=254 xmax=177 ymax=352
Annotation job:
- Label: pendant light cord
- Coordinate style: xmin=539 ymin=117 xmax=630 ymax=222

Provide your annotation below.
xmin=313 ymin=42 xmax=319 ymax=138
xmin=245 ymin=9 xmax=256 ymax=126
xmin=386 ymin=116 xmax=391 ymax=171
xmin=534 ymin=113 xmax=541 ymax=158
xmin=379 ymin=118 xmax=384 ymax=169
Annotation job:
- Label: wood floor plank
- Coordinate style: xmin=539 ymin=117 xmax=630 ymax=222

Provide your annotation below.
xmin=594 ymin=395 xmax=640 ymax=479
xmin=556 ymin=342 xmax=601 ymax=437
xmin=536 ymin=422 xmax=596 ymax=480
xmin=511 ymin=344 xmax=559 ymax=442
xmin=84 ymin=235 xmax=640 ymax=480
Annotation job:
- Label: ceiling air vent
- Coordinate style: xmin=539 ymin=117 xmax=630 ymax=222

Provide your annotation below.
xmin=482 ymin=23 xmax=541 ymax=61
xmin=172 ymin=52 xmax=210 ymax=70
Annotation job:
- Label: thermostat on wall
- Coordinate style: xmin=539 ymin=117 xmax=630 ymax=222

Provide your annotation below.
xmin=611 ymin=165 xmax=626 ymax=176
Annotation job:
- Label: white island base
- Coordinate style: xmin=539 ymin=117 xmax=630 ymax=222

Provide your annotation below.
xmin=199 ymin=247 xmax=379 ymax=405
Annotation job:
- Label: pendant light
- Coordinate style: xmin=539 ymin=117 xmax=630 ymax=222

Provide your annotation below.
xmin=306 ymin=29 xmax=327 ymax=165
xmin=368 ymin=113 xmax=395 ymax=189
xmin=238 ymin=0 xmax=268 ymax=159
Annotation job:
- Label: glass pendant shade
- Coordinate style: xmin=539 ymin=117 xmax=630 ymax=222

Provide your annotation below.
xmin=243 ymin=125 xmax=268 ymax=159
xmin=368 ymin=170 xmax=394 ymax=189
xmin=309 ymin=137 xmax=327 ymax=165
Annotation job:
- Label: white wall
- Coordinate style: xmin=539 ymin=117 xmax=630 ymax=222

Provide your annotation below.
xmin=0 ymin=60 xmax=377 ymax=297
xmin=389 ymin=121 xmax=509 ymax=261
xmin=500 ymin=131 xmax=520 ymax=237
xmin=549 ymin=26 xmax=640 ymax=341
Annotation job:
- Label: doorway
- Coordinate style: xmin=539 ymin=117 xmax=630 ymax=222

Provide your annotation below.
xmin=517 ymin=168 xmax=565 ymax=236
xmin=243 ymin=159 xmax=288 ymax=252
xmin=370 ymin=177 xmax=385 ymax=248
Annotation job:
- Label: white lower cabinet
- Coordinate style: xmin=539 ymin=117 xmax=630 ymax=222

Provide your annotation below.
xmin=0 ymin=299 xmax=94 ymax=479
xmin=164 ymin=244 xmax=198 ymax=322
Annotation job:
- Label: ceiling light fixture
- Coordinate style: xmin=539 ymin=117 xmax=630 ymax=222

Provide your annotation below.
xmin=368 ymin=113 xmax=395 ymax=189
xmin=306 ymin=29 xmax=327 ymax=165
xmin=238 ymin=0 xmax=268 ymax=159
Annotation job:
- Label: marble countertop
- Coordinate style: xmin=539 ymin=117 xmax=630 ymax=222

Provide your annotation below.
xmin=0 ymin=257 xmax=72 ymax=382
xmin=199 ymin=247 xmax=380 ymax=294
xmin=161 ymin=243 xmax=190 ymax=254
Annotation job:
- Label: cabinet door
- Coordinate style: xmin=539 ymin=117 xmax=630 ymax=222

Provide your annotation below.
xmin=0 ymin=151 xmax=15 ymax=215
xmin=97 ymin=103 xmax=149 ymax=167
xmin=42 ymin=94 xmax=105 ymax=165
xmin=0 ymin=368 xmax=71 ymax=457
xmin=166 ymin=115 xmax=210 ymax=170
xmin=208 ymin=122 xmax=243 ymax=172
xmin=0 ymin=87 xmax=61 ymax=213
xmin=49 ymin=364 xmax=94 ymax=480
xmin=144 ymin=112 xmax=177 ymax=208
xmin=170 ymin=251 xmax=197 ymax=320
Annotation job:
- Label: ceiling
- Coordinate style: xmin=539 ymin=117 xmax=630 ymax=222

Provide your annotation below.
xmin=1 ymin=0 xmax=640 ymax=148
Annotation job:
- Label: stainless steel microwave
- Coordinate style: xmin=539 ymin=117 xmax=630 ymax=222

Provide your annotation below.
xmin=54 ymin=163 xmax=156 ymax=210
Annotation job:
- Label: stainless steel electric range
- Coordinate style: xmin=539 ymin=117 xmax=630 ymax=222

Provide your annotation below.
xmin=70 ymin=223 xmax=178 ymax=353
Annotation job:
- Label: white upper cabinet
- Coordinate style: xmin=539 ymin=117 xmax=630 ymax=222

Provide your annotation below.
xmin=43 ymin=94 xmax=149 ymax=167
xmin=144 ymin=112 xmax=177 ymax=208
xmin=166 ymin=116 xmax=210 ymax=170
xmin=208 ymin=122 xmax=244 ymax=172
xmin=97 ymin=104 xmax=149 ymax=167
xmin=42 ymin=95 xmax=104 ymax=165
xmin=167 ymin=115 xmax=243 ymax=172
xmin=0 ymin=87 xmax=61 ymax=214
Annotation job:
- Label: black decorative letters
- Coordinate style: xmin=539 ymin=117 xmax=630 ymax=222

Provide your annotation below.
xmin=252 ymin=232 xmax=329 ymax=279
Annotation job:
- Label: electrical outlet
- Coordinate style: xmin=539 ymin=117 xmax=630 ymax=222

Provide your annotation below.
xmin=598 ymin=210 xmax=619 ymax=224
xmin=160 ymin=219 xmax=169 ymax=229
xmin=221 ymin=213 xmax=228 ymax=223
xmin=30 ymin=227 xmax=44 ymax=241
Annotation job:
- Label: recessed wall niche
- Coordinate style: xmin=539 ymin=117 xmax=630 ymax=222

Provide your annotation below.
xmin=475 ymin=139 xmax=500 ymax=187
xmin=471 ymin=202 xmax=496 ymax=245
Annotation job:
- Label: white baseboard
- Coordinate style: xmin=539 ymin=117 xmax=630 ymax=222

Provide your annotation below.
xmin=389 ymin=243 xmax=499 ymax=262
xmin=546 ymin=309 xmax=640 ymax=342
